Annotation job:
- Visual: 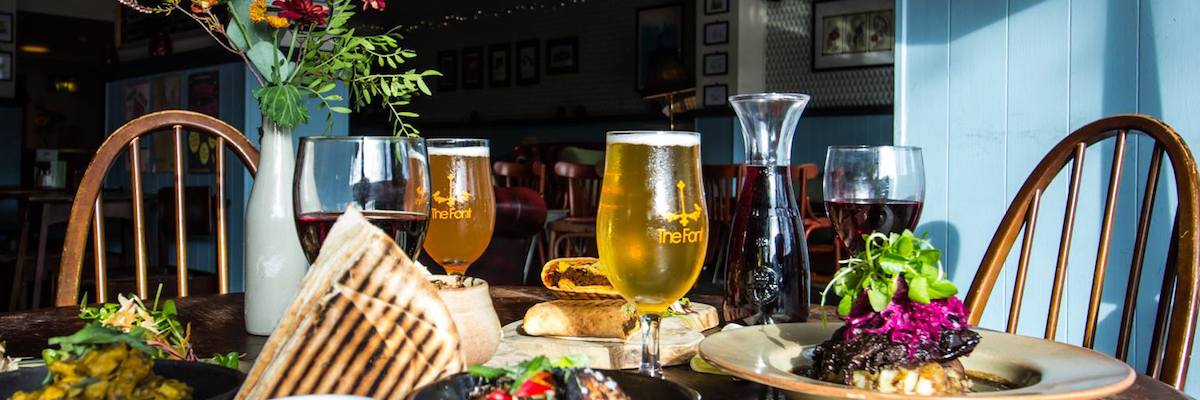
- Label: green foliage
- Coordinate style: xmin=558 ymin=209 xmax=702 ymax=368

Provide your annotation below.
xmin=298 ymin=0 xmax=438 ymax=135
xmin=256 ymin=85 xmax=309 ymax=128
xmin=119 ymin=0 xmax=436 ymax=134
xmin=821 ymin=230 xmax=959 ymax=317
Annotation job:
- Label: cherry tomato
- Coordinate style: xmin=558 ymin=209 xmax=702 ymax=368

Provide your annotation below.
xmin=485 ymin=388 xmax=513 ymax=400
xmin=513 ymin=371 xmax=556 ymax=398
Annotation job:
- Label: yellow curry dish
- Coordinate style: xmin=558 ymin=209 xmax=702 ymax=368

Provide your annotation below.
xmin=10 ymin=343 xmax=192 ymax=400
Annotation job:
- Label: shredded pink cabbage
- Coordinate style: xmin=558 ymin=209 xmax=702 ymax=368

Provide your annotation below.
xmin=841 ymin=281 xmax=970 ymax=355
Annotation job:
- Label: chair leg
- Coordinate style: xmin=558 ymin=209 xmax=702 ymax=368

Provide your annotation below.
xmin=32 ymin=205 xmax=50 ymax=309
xmin=10 ymin=203 xmax=29 ymax=311
xmin=522 ymin=234 xmax=539 ymax=285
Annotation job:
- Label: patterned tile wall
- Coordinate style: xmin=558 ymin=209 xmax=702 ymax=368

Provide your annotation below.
xmin=765 ymin=0 xmax=893 ymax=109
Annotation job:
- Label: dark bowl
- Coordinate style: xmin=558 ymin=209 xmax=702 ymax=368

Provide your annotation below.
xmin=0 ymin=360 xmax=245 ymax=400
xmin=410 ymin=370 xmax=700 ymax=400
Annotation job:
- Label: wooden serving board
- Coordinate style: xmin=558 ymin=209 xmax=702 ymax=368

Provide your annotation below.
xmin=488 ymin=303 xmax=717 ymax=370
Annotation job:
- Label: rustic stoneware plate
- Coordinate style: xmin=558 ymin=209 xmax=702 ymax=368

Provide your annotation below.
xmin=410 ymin=370 xmax=700 ymax=400
xmin=698 ymin=322 xmax=1135 ymax=399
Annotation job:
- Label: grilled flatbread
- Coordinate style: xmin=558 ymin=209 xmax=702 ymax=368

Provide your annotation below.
xmin=522 ymin=300 xmax=639 ymax=340
xmin=237 ymin=207 xmax=464 ymax=400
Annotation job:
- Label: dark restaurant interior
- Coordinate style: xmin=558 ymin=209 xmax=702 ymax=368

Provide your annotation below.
xmin=0 ymin=0 xmax=1198 ymax=399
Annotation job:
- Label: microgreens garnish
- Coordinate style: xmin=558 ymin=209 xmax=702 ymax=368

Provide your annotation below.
xmin=821 ymin=230 xmax=959 ymax=317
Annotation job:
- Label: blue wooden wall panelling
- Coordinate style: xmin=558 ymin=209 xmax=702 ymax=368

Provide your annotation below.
xmin=898 ymin=0 xmax=1200 ymax=394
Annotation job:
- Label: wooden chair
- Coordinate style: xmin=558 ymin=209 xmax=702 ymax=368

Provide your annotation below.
xmin=548 ymin=161 xmax=601 ymax=259
xmin=493 ymin=160 xmax=549 ymax=281
xmin=701 ymin=164 xmax=742 ymax=285
xmin=790 ymin=163 xmax=840 ymax=278
xmin=965 ymin=114 xmax=1199 ymax=389
xmin=55 ymin=111 xmax=259 ymax=307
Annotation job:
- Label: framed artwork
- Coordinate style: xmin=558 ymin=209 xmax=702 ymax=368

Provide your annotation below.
xmin=702 ymin=84 xmax=727 ymax=107
xmin=461 ymin=46 xmax=484 ymax=89
xmin=704 ymin=0 xmax=729 ymax=15
xmin=151 ymin=74 xmax=182 ymax=172
xmin=516 ymin=39 xmax=540 ymax=85
xmin=123 ymin=80 xmax=150 ymax=122
xmin=0 ymin=51 xmax=12 ymax=81
xmin=0 ymin=13 xmax=12 ymax=43
xmin=187 ymin=71 xmax=220 ymax=174
xmin=436 ymin=50 xmax=457 ymax=92
xmin=636 ymin=4 xmax=685 ymax=93
xmin=702 ymin=52 xmax=728 ymax=76
xmin=812 ymin=0 xmax=894 ymax=70
xmin=151 ymin=74 xmax=181 ymax=111
xmin=704 ymin=21 xmax=729 ymax=45
xmin=545 ymin=37 xmax=579 ymax=75
xmin=488 ymin=43 xmax=511 ymax=88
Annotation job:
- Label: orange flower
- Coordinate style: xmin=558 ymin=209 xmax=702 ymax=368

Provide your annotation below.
xmin=266 ymin=15 xmax=290 ymax=29
xmin=190 ymin=0 xmax=219 ymax=13
xmin=248 ymin=0 xmax=267 ymax=23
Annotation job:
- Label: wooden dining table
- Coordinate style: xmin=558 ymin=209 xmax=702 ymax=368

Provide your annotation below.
xmin=0 ymin=286 xmax=1187 ymax=399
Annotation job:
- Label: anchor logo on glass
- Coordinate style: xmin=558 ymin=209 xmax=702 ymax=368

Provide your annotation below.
xmin=432 ymin=173 xmax=474 ymax=219
xmin=658 ymin=180 xmax=704 ymax=244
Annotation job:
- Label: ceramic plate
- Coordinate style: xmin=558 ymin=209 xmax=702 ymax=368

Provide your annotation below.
xmin=410 ymin=370 xmax=699 ymax=400
xmin=698 ymin=322 xmax=1135 ymax=399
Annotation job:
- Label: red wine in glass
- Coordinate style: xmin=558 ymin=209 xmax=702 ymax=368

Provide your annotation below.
xmin=296 ymin=210 xmax=429 ymax=263
xmin=824 ymin=199 xmax=923 ymax=255
xmin=724 ymin=165 xmax=811 ymax=325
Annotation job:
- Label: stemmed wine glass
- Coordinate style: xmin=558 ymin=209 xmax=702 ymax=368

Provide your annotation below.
xmin=823 ymin=145 xmax=925 ymax=257
xmin=294 ymin=136 xmax=431 ymax=262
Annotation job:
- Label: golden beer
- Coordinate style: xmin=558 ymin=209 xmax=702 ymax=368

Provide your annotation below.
xmin=422 ymin=142 xmax=495 ymax=275
xmin=597 ymin=132 xmax=707 ymax=315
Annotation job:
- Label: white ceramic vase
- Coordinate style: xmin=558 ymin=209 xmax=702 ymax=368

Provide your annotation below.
xmin=244 ymin=118 xmax=309 ymax=336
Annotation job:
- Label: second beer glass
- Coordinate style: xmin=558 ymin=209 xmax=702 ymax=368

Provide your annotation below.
xmin=423 ymin=139 xmax=496 ymax=275
xmin=597 ymin=131 xmax=707 ymax=377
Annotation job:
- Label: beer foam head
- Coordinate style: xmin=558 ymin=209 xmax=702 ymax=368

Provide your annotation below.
xmin=428 ymin=146 xmax=490 ymax=157
xmin=608 ymin=132 xmax=700 ymax=147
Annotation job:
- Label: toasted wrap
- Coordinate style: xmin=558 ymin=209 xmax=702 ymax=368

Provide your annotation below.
xmin=522 ymin=300 xmax=639 ymax=340
xmin=541 ymin=257 xmax=621 ymax=299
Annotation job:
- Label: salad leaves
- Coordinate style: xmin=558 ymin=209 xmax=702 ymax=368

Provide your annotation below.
xmin=468 ymin=355 xmax=589 ymax=395
xmin=822 ymin=230 xmax=958 ymax=317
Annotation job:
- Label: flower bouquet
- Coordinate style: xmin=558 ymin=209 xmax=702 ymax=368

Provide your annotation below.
xmin=119 ymin=0 xmax=439 ymax=134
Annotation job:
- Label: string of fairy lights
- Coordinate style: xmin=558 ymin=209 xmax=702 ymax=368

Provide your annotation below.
xmin=373 ymin=0 xmax=614 ymax=34
xmin=118 ymin=0 xmax=611 ymax=34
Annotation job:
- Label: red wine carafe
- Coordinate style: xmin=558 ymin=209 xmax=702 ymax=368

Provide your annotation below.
xmin=723 ymin=93 xmax=812 ymax=325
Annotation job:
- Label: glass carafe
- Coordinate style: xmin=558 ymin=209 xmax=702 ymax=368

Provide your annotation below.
xmin=723 ymin=93 xmax=812 ymax=325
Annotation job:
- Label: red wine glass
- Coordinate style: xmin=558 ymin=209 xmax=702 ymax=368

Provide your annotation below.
xmin=294 ymin=136 xmax=431 ymax=263
xmin=823 ymin=145 xmax=925 ymax=257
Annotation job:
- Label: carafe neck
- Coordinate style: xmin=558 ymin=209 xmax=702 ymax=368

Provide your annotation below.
xmin=731 ymin=93 xmax=810 ymax=166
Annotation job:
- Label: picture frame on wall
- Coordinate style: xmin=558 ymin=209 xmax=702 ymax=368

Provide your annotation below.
xmin=0 ymin=51 xmax=12 ymax=81
xmin=812 ymin=0 xmax=894 ymax=70
xmin=703 ymin=21 xmax=729 ymax=45
xmin=436 ymin=50 xmax=457 ymax=92
xmin=704 ymin=0 xmax=729 ymax=15
xmin=516 ymin=39 xmax=540 ymax=85
xmin=545 ymin=37 xmax=579 ymax=75
xmin=703 ymin=52 xmax=728 ymax=76
xmin=635 ymin=4 xmax=684 ymax=93
xmin=461 ymin=46 xmax=484 ymax=89
xmin=0 ymin=13 xmax=13 ymax=43
xmin=186 ymin=71 xmax=220 ymax=174
xmin=702 ymin=84 xmax=727 ymax=107
xmin=489 ymin=43 xmax=511 ymax=88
